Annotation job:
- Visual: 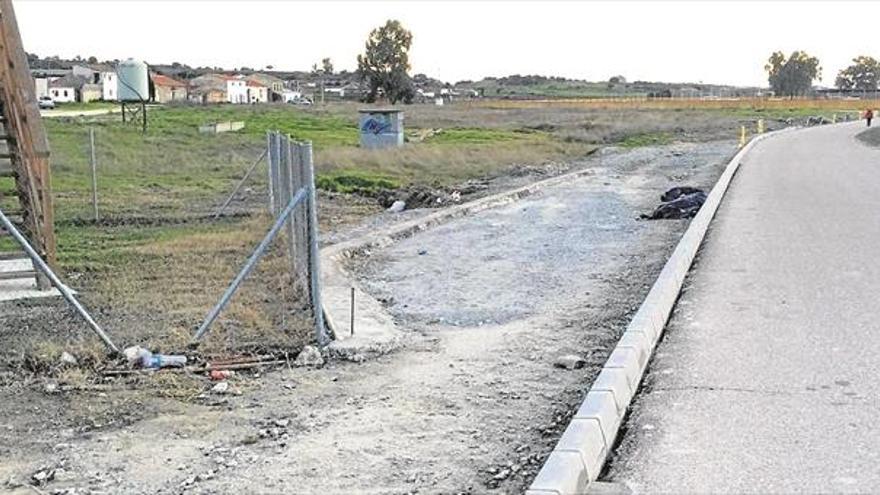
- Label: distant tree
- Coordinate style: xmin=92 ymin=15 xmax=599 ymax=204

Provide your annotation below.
xmin=835 ymin=56 xmax=880 ymax=92
xmin=765 ymin=51 xmax=822 ymax=98
xmin=356 ymin=19 xmax=414 ymax=104
xmin=87 ymin=55 xmax=98 ymax=64
xmin=321 ymin=57 xmax=333 ymax=75
xmin=266 ymin=64 xmax=274 ymax=70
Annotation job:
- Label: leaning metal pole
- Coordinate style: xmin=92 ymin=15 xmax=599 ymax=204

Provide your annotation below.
xmin=192 ymin=188 xmax=308 ymax=343
xmin=300 ymin=141 xmax=329 ymax=345
xmin=0 ymin=208 xmax=120 ymax=354
xmin=213 ymin=148 xmax=267 ymax=219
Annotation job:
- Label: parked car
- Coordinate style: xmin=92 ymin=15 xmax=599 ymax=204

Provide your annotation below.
xmin=38 ymin=96 xmax=55 ymax=110
xmin=290 ymin=97 xmax=313 ymax=106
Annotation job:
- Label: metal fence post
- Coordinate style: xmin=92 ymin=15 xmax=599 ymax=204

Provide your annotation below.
xmin=88 ymin=128 xmax=99 ymax=222
xmin=301 ymin=141 xmax=327 ymax=345
xmin=292 ymin=141 xmax=308 ymax=296
xmin=279 ymin=135 xmax=298 ymax=281
xmin=266 ymin=131 xmax=275 ymax=213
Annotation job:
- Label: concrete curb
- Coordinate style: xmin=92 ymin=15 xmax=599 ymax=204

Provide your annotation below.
xmin=526 ymin=127 xmax=797 ymax=495
xmin=322 ymin=161 xmax=603 ymax=360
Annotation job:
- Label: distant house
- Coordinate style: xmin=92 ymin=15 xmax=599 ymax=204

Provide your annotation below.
xmin=245 ymin=79 xmax=268 ymax=103
xmin=226 ymin=76 xmax=247 ymax=104
xmin=72 ymin=64 xmax=118 ymax=101
xmin=81 ymin=83 xmax=102 ymax=102
xmin=188 ymin=86 xmax=226 ymax=104
xmin=247 ymin=73 xmax=284 ymax=101
xmin=35 ymin=77 xmax=49 ymax=99
xmin=151 ymin=73 xmax=188 ymax=103
xmin=48 ymin=74 xmax=99 ymax=103
xmin=281 ymin=89 xmax=303 ymax=103
xmin=188 ymin=74 xmax=228 ymax=104
xmin=101 ymin=71 xmax=118 ymax=101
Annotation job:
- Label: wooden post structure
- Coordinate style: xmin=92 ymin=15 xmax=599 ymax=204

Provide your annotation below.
xmin=0 ymin=0 xmax=57 ymax=289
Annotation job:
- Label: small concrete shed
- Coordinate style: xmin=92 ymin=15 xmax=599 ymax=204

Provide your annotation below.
xmin=358 ymin=109 xmax=404 ymax=149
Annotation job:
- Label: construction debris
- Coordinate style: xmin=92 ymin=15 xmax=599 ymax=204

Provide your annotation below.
xmin=387 ymin=200 xmax=407 ymax=213
xmin=293 ymin=345 xmax=324 ymax=367
xmin=554 ymin=355 xmax=586 ymax=370
xmin=642 ymin=187 xmax=707 ymax=220
xmin=59 ymin=351 xmax=78 ymax=367
xmin=123 ymin=346 xmax=187 ymax=369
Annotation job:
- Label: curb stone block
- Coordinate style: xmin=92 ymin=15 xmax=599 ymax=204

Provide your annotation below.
xmin=616 ymin=331 xmax=651 ymax=372
xmin=604 ymin=347 xmax=641 ymax=391
xmin=528 ymin=450 xmax=589 ymax=495
xmin=574 ymin=391 xmax=620 ymax=446
xmin=590 ymin=368 xmax=633 ymax=413
xmin=627 ymin=310 xmax=659 ymax=342
xmin=556 ymin=418 xmax=607 ymax=480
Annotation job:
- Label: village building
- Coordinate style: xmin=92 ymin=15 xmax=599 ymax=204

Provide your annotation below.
xmin=35 ymin=77 xmax=49 ymax=99
xmin=71 ymin=64 xmax=118 ymax=101
xmin=47 ymin=74 xmax=100 ymax=103
xmin=188 ymin=73 xmax=229 ymax=104
xmin=151 ymin=73 xmax=188 ymax=103
xmin=247 ymin=73 xmax=285 ymax=101
xmin=226 ymin=76 xmax=247 ymax=104
xmin=245 ymin=79 xmax=268 ymax=103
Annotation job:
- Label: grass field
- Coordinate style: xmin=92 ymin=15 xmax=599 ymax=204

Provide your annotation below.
xmin=1 ymin=98 xmax=855 ymax=368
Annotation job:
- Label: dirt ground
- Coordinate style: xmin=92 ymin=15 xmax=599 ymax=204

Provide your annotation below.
xmin=0 ymin=140 xmax=735 ymax=494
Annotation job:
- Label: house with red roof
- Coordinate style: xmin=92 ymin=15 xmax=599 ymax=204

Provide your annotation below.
xmin=244 ymin=78 xmax=268 ymax=103
xmin=150 ymin=73 xmax=188 ymax=103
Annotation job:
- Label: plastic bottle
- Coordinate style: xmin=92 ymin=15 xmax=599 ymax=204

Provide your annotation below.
xmin=144 ymin=353 xmax=188 ymax=368
xmin=123 ymin=346 xmax=187 ymax=369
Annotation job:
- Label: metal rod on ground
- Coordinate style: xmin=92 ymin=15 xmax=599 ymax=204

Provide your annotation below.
xmin=213 ymin=149 xmax=267 ymax=219
xmin=88 ymin=128 xmax=99 ymax=222
xmin=191 ymin=188 xmax=308 ymax=343
xmin=350 ymin=287 xmax=355 ymax=336
xmin=301 ymin=141 xmax=328 ymax=345
xmin=0 ymin=208 xmax=119 ymax=354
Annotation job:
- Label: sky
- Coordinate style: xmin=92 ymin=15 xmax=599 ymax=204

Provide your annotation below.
xmin=16 ymin=0 xmax=880 ymax=87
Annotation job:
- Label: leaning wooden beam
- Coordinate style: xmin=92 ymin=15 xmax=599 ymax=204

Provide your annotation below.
xmin=0 ymin=0 xmax=56 ymax=289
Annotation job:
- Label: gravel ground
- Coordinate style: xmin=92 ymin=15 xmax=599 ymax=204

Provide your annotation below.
xmin=0 ymin=140 xmax=736 ymax=494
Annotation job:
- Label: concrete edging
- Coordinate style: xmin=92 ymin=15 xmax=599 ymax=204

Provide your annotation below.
xmin=322 ymin=161 xmax=603 ymax=360
xmin=526 ymin=128 xmax=795 ymax=495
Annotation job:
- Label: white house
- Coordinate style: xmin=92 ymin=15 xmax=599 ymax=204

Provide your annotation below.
xmin=245 ymin=79 xmax=268 ymax=103
xmin=35 ymin=77 xmax=49 ymax=99
xmin=325 ymin=87 xmax=346 ymax=98
xmin=47 ymin=74 xmax=82 ymax=103
xmin=72 ymin=64 xmax=118 ymax=101
xmin=226 ymin=77 xmax=247 ymax=104
xmin=101 ymin=71 xmax=118 ymax=101
xmin=281 ymin=89 xmax=302 ymax=103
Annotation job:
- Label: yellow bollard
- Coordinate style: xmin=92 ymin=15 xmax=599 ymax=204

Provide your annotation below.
xmin=832 ymin=114 xmax=837 ymax=124
xmin=757 ymin=119 xmax=765 ymax=134
xmin=739 ymin=125 xmax=746 ymax=147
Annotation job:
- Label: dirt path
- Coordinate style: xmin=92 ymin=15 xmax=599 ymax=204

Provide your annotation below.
xmin=0 ymin=140 xmax=735 ymax=494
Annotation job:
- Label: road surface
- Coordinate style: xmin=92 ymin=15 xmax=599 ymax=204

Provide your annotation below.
xmin=607 ymin=121 xmax=880 ymax=493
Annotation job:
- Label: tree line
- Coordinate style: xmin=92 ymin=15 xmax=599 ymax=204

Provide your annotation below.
xmin=766 ymin=50 xmax=880 ymax=97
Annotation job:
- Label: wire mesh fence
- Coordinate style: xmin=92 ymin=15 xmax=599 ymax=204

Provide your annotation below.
xmin=1 ymin=125 xmax=329 ymax=368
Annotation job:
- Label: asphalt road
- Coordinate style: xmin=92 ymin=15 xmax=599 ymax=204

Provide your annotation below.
xmin=606 ymin=122 xmax=880 ymax=493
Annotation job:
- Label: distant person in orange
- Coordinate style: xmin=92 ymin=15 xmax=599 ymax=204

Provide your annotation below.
xmin=866 ymin=109 xmax=874 ymax=127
